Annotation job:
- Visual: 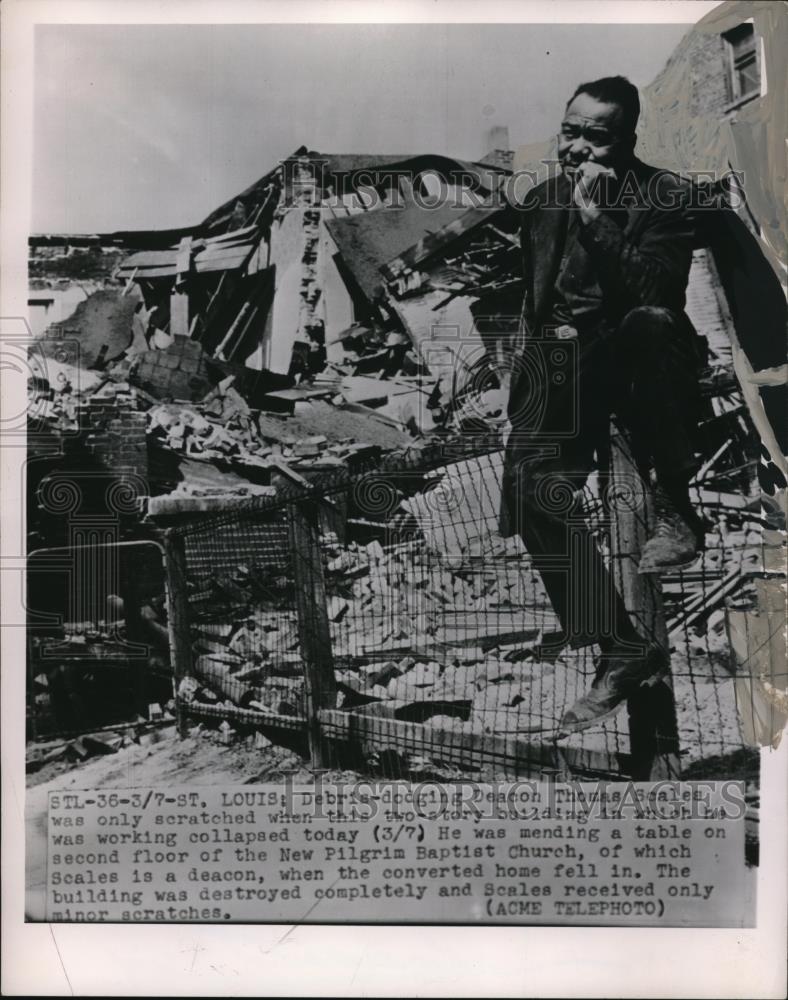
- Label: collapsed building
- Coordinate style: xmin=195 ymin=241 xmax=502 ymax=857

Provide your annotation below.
xmin=25 ymin=6 xmax=787 ymax=783
xmin=115 ymin=150 xmax=512 ymax=397
xmin=25 ymin=142 xmax=528 ymax=749
xmin=28 ymin=141 xmax=537 ymax=551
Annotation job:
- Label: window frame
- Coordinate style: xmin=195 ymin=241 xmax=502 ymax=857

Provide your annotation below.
xmin=722 ymin=22 xmax=761 ymax=110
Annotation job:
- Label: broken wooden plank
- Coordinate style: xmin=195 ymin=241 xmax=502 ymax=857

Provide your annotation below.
xmin=148 ymin=491 xmax=277 ymax=518
xmin=609 ymin=425 xmax=680 ymax=781
xmin=318 ymin=709 xmax=631 ymax=778
xmin=692 ymin=439 xmax=734 ymax=482
xmin=381 ymin=205 xmax=506 ymax=284
xmin=117 ymin=241 xmax=258 ymax=279
xmin=163 ymin=529 xmax=194 ymax=737
xmin=183 ymin=702 xmax=306 ymax=731
xmin=175 ymin=235 xmax=193 ymax=281
xmin=667 ymin=569 xmax=747 ymax=637
xmin=170 ymin=237 xmax=191 ymax=336
xmin=358 ymin=624 xmax=544 ymax=661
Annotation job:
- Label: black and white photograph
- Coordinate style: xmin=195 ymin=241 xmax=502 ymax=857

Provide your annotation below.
xmin=2 ymin=0 xmax=786 ymax=995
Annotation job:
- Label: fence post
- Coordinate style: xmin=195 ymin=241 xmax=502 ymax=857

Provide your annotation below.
xmin=288 ymin=497 xmax=338 ymax=769
xmin=118 ymin=556 xmax=146 ymax=718
xmin=608 ymin=422 xmax=681 ymax=780
xmin=162 ymin=528 xmax=192 ymax=738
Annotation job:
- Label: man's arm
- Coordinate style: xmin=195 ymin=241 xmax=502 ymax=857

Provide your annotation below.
xmin=576 ymin=203 xmax=694 ymax=311
xmin=572 ymin=165 xmax=695 ymax=312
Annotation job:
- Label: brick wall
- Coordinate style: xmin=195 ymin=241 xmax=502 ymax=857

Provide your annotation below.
xmin=78 ymin=390 xmax=149 ymax=485
xmin=688 ymin=32 xmax=731 ymax=117
xmin=132 ymin=335 xmax=214 ymax=402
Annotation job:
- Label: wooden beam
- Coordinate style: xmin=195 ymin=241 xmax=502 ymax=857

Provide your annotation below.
xmin=148 ymin=491 xmax=276 ymax=519
xmin=668 ymin=569 xmax=744 ymax=637
xmin=609 ymin=424 xmax=681 ymax=780
xmin=169 ymin=236 xmax=194 ymax=337
xmin=175 ymin=235 xmax=193 ymax=280
xmin=122 ymin=268 xmax=138 ymax=295
xmin=184 ymin=702 xmax=306 ymax=733
xmin=288 ymin=499 xmax=338 ymax=767
xmin=318 ymin=709 xmax=631 ymax=779
xmin=170 ymin=289 xmax=190 ymax=338
xmin=213 ymin=301 xmax=252 ymax=360
xmin=162 ymin=529 xmax=193 ymax=737
xmin=354 ymin=625 xmax=545 ymax=663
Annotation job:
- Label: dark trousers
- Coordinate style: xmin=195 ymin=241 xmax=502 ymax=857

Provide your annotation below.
xmin=502 ymin=306 xmax=704 ymax=651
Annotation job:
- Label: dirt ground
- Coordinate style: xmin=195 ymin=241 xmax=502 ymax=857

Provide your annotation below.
xmin=24 ymin=727 xmax=359 ymax=920
xmin=28 ymin=728 xmax=307 ymax=789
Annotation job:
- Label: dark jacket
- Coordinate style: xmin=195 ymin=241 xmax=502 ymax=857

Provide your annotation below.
xmin=508 ymin=158 xmax=699 ymax=419
xmin=500 ymin=158 xmax=701 ymax=536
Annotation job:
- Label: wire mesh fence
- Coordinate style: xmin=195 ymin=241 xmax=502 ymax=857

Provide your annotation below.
xmin=163 ymin=425 xmax=768 ymax=782
xmin=169 ymin=510 xmax=306 ymax=732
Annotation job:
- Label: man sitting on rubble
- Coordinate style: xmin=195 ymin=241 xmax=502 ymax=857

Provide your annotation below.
xmin=500 ymin=76 xmax=708 ymax=733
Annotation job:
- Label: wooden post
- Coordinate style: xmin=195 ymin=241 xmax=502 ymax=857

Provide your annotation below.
xmin=170 ymin=236 xmax=192 ymax=338
xmin=118 ymin=555 xmax=146 ymax=717
xmin=162 ymin=529 xmax=193 ymax=738
xmin=609 ymin=422 xmax=681 ymax=780
xmin=170 ymin=289 xmax=190 ymax=339
xmin=288 ymin=498 xmax=338 ymax=768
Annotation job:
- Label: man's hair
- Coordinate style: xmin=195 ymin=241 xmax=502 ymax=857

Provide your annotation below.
xmin=568 ymin=76 xmax=640 ymax=134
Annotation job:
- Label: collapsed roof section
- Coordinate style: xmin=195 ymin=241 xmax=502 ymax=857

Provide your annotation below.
xmin=200 ymin=148 xmax=507 ymax=234
xmin=325 ymin=202 xmax=466 ymax=303
xmin=116 ymin=226 xmax=262 ymax=281
xmin=108 ymin=145 xmax=519 ymax=429
xmin=32 ymin=140 xmax=768 ymax=522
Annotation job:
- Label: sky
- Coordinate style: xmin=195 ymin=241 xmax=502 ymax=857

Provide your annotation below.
xmin=32 ymin=22 xmax=690 ymax=234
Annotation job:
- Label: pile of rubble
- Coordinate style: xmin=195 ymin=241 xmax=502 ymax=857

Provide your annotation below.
xmin=26 ymin=144 xmax=533 ymax=517
xmin=27 ymin=143 xmax=779 ymax=777
xmin=26 ymin=716 xmax=177 ymax=775
xmin=174 ymin=526 xmax=562 ymax=735
xmin=181 ymin=611 xmax=305 ymax=721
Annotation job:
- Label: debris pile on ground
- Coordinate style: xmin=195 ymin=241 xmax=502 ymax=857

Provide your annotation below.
xmin=304 ymin=528 xmax=548 ymax=732
xmin=26 ymin=717 xmax=177 ymax=777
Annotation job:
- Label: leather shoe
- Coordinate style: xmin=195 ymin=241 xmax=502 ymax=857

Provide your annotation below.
xmin=638 ymin=489 xmax=705 ymax=574
xmin=559 ymin=643 xmax=668 ymax=734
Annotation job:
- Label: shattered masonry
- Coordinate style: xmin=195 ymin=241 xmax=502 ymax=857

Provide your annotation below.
xmin=26 ymin=54 xmax=786 ymax=777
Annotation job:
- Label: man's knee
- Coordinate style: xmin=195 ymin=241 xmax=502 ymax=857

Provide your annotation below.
xmin=620 ymin=305 xmax=680 ymax=336
xmin=618 ymin=306 xmax=694 ymax=368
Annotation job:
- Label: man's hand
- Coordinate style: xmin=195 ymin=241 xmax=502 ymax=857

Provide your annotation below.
xmin=572 ymin=162 xmax=617 ymax=223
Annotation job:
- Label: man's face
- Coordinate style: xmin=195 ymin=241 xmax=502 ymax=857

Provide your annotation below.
xmin=557 ymin=92 xmax=633 ymax=179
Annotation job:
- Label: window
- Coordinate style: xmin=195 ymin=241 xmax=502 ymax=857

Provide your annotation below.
xmin=723 ymin=23 xmax=760 ymax=105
